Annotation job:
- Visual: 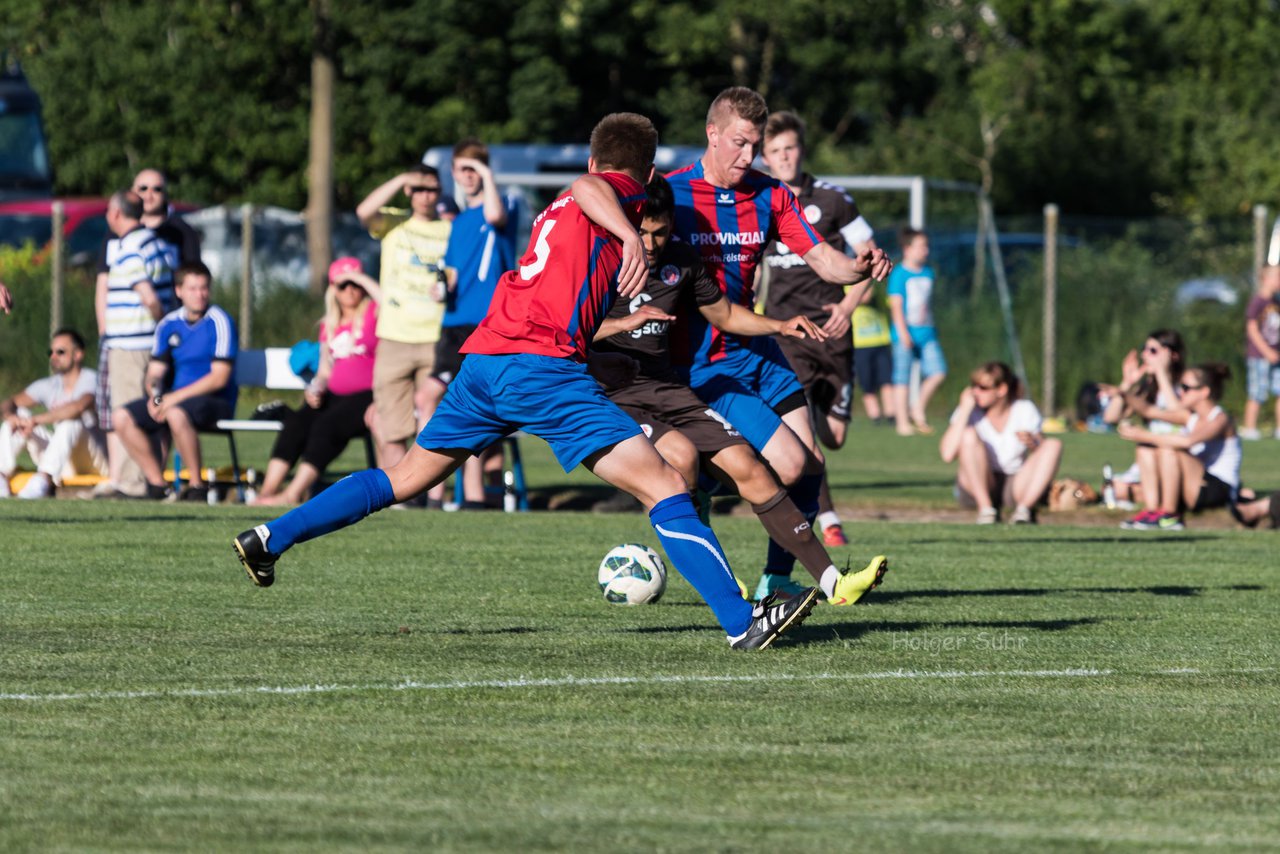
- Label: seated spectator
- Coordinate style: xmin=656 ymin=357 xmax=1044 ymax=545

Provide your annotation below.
xmin=113 ymin=261 xmax=237 ymax=501
xmin=254 ymin=258 xmax=384 ymax=506
xmin=0 ymin=329 xmax=107 ymax=498
xmin=0 ymin=280 xmax=12 ymax=314
xmin=1230 ymin=490 xmax=1280 ymax=528
xmin=940 ymin=361 xmax=1063 ymax=524
xmin=1100 ymin=328 xmax=1187 ymax=511
xmin=1117 ymin=362 xmax=1240 ymax=531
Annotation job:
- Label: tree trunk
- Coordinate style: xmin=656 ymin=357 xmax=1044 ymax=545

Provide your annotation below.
xmin=306 ymin=0 xmax=334 ymax=297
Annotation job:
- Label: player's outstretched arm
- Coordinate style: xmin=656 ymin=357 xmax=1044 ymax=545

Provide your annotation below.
xmin=570 ymin=175 xmax=647 ymax=298
xmin=699 ymin=297 xmax=826 ymax=341
xmin=593 ymin=304 xmax=676 ymax=341
xmin=804 ymin=242 xmax=893 ymax=287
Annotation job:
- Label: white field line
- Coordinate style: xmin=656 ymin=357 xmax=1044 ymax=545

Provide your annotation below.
xmin=0 ymin=666 xmax=1273 ymax=704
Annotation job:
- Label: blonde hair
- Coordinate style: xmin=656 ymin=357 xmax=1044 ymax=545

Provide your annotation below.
xmin=322 ymin=284 xmax=371 ymax=341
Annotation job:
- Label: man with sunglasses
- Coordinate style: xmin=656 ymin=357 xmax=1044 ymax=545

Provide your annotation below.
xmin=0 ymin=328 xmax=108 ymax=499
xmin=92 ymin=169 xmax=197 ymax=499
xmin=356 ymin=164 xmax=452 ymax=474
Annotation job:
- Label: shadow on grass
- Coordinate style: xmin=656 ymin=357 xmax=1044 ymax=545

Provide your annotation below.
xmin=874 ymin=583 xmax=1263 ymax=603
xmin=3 ymin=514 xmax=210 ymax=524
xmin=907 ymin=535 xmax=1224 ymax=545
xmin=789 ymin=616 xmax=1105 ymax=645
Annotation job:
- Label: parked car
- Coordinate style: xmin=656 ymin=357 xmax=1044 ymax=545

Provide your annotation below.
xmin=0 ymin=197 xmax=197 ymax=266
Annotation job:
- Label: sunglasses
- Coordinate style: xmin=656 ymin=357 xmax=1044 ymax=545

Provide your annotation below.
xmin=134 ymin=185 xmax=166 ymax=193
xmin=48 ymin=348 xmax=71 ymax=356
xmin=335 ymin=280 xmax=365 ymax=291
xmin=407 ymin=185 xmax=442 ymax=194
xmin=1179 ymin=382 xmax=1204 ymax=392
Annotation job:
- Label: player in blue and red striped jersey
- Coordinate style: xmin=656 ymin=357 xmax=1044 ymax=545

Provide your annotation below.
xmin=234 ymin=112 xmax=820 ymax=651
xmin=667 ymin=87 xmax=893 ymax=604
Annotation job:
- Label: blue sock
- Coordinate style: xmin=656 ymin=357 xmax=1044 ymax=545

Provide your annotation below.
xmin=764 ymin=472 xmax=823 ymax=576
xmin=649 ymin=494 xmax=752 ymax=637
xmin=265 ymin=468 xmax=396 ymax=554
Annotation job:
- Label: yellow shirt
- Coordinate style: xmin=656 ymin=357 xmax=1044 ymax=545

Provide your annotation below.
xmin=852 ymin=300 xmax=892 ymax=348
xmin=372 ymin=210 xmax=450 ymax=344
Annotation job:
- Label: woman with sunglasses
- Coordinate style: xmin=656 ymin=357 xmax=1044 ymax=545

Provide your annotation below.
xmin=1101 ymin=329 xmax=1187 ymax=511
xmin=253 ymin=258 xmax=386 ymax=505
xmin=940 ymin=361 xmax=1063 ymax=524
xmin=1116 ymin=362 xmax=1240 ymax=530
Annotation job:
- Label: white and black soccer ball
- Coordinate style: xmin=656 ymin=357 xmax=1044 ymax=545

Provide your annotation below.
xmin=597 ymin=543 xmax=667 ymax=605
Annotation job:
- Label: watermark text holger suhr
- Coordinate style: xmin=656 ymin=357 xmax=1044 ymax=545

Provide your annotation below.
xmin=890 ymin=630 xmax=1029 ymax=655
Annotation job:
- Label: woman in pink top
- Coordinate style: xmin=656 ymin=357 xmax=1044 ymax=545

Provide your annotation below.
xmin=254 ymin=258 xmax=383 ymax=505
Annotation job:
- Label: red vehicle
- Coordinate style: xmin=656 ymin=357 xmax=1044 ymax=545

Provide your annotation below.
xmin=0 ymin=197 xmax=197 ymax=266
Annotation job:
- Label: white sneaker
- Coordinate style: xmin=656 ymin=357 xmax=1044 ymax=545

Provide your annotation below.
xmin=1010 ymin=505 xmax=1034 ymax=524
xmin=0 ymin=477 xmax=11 ymax=498
xmin=1239 ymin=427 xmax=1262 ymax=441
xmin=976 ymin=507 xmax=999 ymax=525
xmin=17 ymin=475 xmax=53 ymax=499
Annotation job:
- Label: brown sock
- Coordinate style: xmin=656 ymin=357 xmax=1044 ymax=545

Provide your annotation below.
xmin=818 ymin=472 xmax=835 ymax=517
xmin=751 ymin=489 xmax=835 ymax=584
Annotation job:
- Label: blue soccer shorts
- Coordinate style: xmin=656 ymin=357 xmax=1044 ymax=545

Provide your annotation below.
xmin=891 ymin=336 xmax=947 ymax=386
xmin=416 ymin=353 xmax=642 ymax=472
xmin=684 ymin=336 xmax=804 ymax=452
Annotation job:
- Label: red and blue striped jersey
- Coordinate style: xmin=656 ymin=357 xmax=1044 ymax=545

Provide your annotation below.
xmin=666 ymin=160 xmax=822 ymax=363
xmin=461 ymin=172 xmax=646 ymax=362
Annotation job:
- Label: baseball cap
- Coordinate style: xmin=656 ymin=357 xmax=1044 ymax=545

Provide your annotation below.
xmin=328 ymin=256 xmax=363 ymax=284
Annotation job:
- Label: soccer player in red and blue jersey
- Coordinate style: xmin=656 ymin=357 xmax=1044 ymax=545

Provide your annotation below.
xmin=235 ymin=113 xmax=820 ymax=651
xmin=666 ymin=88 xmax=893 ymax=603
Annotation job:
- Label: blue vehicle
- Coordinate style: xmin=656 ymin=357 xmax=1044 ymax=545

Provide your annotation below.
xmin=0 ymin=62 xmax=53 ymax=201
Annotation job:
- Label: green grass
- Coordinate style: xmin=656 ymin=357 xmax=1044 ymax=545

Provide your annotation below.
xmin=2 ymin=428 xmax=1279 ymax=851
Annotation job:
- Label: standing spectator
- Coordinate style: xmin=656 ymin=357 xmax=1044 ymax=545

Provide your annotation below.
xmin=113 ymin=262 xmax=236 ymax=502
xmin=0 ymin=329 xmax=107 ymax=498
xmin=888 ymin=227 xmax=947 ymax=436
xmin=94 ymin=190 xmax=177 ymax=498
xmin=436 ymin=139 xmax=520 ymax=508
xmin=253 ymin=258 xmax=383 ymax=505
xmin=759 ymin=110 xmax=877 ymax=546
xmin=1240 ymin=264 xmax=1280 ymax=440
xmin=851 ymin=281 xmax=895 ymax=425
xmin=1117 ymin=363 xmax=1240 ymax=530
xmin=940 ymin=361 xmax=1063 ymax=524
xmin=355 ymin=164 xmax=451 ymax=472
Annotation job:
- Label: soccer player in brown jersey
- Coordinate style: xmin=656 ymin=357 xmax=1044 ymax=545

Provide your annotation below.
xmin=593 ymin=177 xmax=889 ymax=607
xmin=761 ymin=110 xmax=880 ymax=549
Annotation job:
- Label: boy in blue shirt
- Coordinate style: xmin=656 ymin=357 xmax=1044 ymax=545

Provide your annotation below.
xmin=114 ymin=261 xmax=237 ymax=501
xmin=888 ymin=228 xmax=947 ymax=435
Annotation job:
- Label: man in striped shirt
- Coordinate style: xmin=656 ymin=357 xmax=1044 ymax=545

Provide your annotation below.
xmin=95 ymin=190 xmax=177 ymax=497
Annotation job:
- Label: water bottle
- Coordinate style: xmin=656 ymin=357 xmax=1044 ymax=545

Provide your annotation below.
xmin=503 ymin=470 xmax=517 ymax=513
xmin=1102 ymin=463 xmax=1117 ymax=509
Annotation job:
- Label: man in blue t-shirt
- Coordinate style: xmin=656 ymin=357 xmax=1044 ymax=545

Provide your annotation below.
xmin=113 ymin=261 xmax=238 ymax=501
xmin=432 ymin=138 xmax=520 ymax=507
xmin=887 ymin=227 xmax=947 ymax=436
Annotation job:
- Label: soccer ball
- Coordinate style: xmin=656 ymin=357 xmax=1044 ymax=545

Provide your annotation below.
xmin=598 ymin=543 xmax=667 ymax=605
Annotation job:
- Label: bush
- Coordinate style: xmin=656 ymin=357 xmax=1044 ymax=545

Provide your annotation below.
xmin=0 ymin=244 xmax=97 ymax=390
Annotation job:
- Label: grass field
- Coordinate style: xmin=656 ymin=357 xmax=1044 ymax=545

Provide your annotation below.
xmin=2 ymin=427 xmax=1279 ymax=851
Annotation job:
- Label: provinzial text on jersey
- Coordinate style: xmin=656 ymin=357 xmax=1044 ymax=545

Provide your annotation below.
xmin=687 ymin=230 xmax=768 ymax=246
